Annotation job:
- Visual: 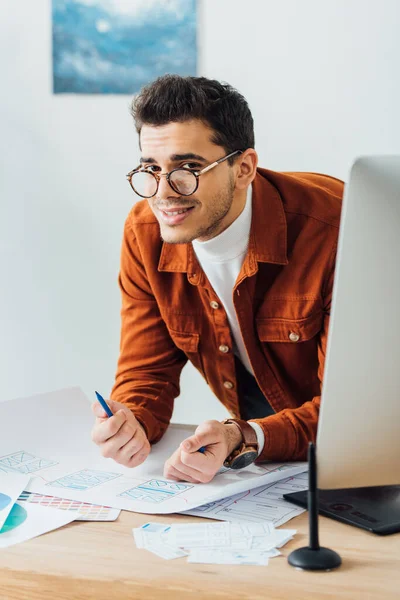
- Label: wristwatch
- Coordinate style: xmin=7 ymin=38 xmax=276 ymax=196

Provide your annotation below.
xmin=222 ymin=418 xmax=259 ymax=469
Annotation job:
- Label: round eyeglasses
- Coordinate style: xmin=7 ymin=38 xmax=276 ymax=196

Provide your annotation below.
xmin=126 ymin=150 xmax=242 ymax=198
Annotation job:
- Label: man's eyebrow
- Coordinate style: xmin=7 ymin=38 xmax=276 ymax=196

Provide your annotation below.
xmin=140 ymin=153 xmax=208 ymax=164
xmin=170 ymin=153 xmax=207 ymax=163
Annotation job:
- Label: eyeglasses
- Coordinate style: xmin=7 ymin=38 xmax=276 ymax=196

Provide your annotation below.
xmin=126 ymin=150 xmax=242 ymax=198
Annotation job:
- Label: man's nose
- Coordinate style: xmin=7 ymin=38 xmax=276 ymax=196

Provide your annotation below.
xmin=156 ymin=173 xmax=180 ymax=200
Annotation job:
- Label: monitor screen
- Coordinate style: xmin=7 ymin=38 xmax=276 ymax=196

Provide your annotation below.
xmin=317 ymin=156 xmax=400 ymax=489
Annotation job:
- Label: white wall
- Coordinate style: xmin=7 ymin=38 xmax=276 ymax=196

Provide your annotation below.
xmin=1 ymin=1 xmax=399 ymax=422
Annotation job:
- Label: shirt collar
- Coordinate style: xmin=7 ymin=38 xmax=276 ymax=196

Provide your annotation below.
xmin=158 ymin=169 xmax=288 ymax=274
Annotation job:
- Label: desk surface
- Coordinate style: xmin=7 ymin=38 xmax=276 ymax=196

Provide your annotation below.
xmin=1 ymin=507 xmax=399 ymax=600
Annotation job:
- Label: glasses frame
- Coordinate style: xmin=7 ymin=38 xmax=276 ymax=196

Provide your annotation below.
xmin=126 ymin=150 xmax=243 ymax=198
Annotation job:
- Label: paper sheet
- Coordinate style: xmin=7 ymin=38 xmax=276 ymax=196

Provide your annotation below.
xmin=0 ymin=473 xmax=30 ymax=530
xmin=0 ymin=388 xmax=307 ymax=514
xmin=182 ymin=471 xmax=308 ymax=526
xmin=133 ymin=523 xmax=189 ymax=559
xmin=0 ymin=501 xmax=75 ymax=548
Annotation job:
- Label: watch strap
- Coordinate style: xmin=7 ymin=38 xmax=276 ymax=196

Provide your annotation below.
xmin=222 ymin=418 xmax=258 ymax=452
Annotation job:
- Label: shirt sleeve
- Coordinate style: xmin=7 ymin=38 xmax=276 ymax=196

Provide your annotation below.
xmin=110 ymin=219 xmax=188 ymax=443
xmin=248 ymin=422 xmax=265 ymax=457
xmin=250 ymin=242 xmax=337 ymax=462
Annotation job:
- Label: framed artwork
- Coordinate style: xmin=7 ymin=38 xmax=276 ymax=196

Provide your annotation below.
xmin=52 ymin=0 xmax=197 ymax=94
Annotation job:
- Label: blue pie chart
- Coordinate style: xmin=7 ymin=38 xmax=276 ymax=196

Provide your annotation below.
xmin=0 ymin=503 xmax=28 ymax=534
xmin=0 ymin=493 xmax=11 ymax=510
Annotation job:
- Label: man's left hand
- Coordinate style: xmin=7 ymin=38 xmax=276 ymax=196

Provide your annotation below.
xmin=163 ymin=420 xmax=242 ymax=483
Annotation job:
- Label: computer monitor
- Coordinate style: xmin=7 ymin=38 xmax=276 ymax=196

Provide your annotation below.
xmin=317 ymin=155 xmax=400 ymax=490
xmin=284 ymin=156 xmax=400 ymax=534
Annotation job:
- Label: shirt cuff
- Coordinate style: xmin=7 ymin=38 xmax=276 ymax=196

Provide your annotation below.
xmin=248 ymin=421 xmax=265 ymax=457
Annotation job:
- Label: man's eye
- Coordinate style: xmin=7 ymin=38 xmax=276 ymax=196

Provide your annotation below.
xmin=181 ymin=163 xmax=200 ymax=170
xmin=143 ymin=165 xmax=160 ymax=173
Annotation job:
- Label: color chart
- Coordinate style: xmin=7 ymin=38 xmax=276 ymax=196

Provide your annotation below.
xmin=18 ymin=492 xmax=120 ymax=521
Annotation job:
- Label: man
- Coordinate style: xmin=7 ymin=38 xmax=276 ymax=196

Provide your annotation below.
xmin=91 ymin=75 xmax=343 ymax=484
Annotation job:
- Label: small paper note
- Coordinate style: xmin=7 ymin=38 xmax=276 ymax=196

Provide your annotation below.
xmin=132 ymin=521 xmax=294 ymax=565
xmin=165 ymin=521 xmax=232 ymax=549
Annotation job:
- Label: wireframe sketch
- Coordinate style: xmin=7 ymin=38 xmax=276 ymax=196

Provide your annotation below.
xmin=184 ymin=473 xmax=308 ymax=524
xmin=47 ymin=469 xmax=121 ymax=491
xmin=0 ymin=451 xmax=58 ymax=474
xmin=119 ymin=479 xmax=193 ymax=504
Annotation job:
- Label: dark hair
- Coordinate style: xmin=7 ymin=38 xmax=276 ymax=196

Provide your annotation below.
xmin=130 ymin=75 xmax=255 ymax=164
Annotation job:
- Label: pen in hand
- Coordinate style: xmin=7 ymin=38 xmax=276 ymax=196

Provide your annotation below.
xmin=96 ymin=391 xmax=206 ymax=454
xmin=95 ymin=391 xmax=113 ymax=418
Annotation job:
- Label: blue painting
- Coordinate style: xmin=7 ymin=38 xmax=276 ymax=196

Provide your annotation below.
xmin=52 ymin=0 xmax=197 ymax=94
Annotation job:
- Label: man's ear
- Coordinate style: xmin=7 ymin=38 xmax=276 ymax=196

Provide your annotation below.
xmin=235 ymin=149 xmax=258 ymax=190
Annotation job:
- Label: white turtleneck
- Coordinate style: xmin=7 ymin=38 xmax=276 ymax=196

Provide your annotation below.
xmin=192 ymin=186 xmax=265 ymax=455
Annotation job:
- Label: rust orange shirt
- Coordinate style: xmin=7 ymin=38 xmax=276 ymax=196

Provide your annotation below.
xmin=111 ymin=167 xmax=344 ymax=462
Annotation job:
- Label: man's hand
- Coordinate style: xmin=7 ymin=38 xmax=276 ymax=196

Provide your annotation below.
xmin=164 ymin=420 xmax=243 ymax=483
xmin=91 ymin=399 xmax=151 ymax=468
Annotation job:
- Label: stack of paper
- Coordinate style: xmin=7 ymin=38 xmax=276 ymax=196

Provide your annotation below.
xmin=133 ymin=521 xmax=296 ymax=566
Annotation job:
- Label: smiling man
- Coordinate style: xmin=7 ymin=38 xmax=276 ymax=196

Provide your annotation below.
xmin=91 ymin=75 xmax=344 ymax=483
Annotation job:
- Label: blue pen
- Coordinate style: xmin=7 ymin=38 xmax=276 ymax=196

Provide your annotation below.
xmin=95 ymin=391 xmax=113 ymax=418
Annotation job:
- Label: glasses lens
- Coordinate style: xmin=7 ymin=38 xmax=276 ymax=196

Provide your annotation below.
xmin=169 ymin=170 xmax=197 ymax=196
xmin=130 ymin=171 xmax=157 ymax=197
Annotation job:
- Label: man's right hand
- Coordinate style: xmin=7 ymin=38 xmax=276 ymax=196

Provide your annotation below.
xmin=91 ymin=399 xmax=151 ymax=468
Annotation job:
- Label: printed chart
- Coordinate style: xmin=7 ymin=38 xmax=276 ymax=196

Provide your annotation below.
xmin=18 ymin=492 xmax=120 ymax=521
xmin=0 ymin=504 xmax=28 ymax=534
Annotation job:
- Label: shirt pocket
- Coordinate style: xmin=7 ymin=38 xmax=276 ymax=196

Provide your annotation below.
xmin=167 ymin=328 xmax=208 ymax=381
xmin=255 ymin=311 xmax=323 ymax=343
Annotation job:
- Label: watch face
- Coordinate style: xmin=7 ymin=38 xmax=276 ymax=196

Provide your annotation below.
xmin=230 ymin=450 xmax=258 ymax=470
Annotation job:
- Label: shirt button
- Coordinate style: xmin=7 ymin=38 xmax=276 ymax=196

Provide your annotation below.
xmin=289 ymin=331 xmax=300 ymax=342
xmin=219 ymin=344 xmax=230 ymax=353
xmin=223 ymin=381 xmax=234 ymax=389
xmin=210 ymin=301 xmax=219 ymax=309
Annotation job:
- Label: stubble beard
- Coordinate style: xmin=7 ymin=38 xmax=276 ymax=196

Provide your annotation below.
xmin=159 ymin=176 xmax=236 ymax=244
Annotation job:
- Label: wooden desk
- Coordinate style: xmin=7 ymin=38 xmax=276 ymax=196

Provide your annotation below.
xmin=1 ymin=507 xmax=399 ymax=600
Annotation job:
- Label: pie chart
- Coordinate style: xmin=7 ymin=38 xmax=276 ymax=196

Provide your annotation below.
xmin=0 ymin=503 xmax=28 ymax=534
xmin=0 ymin=493 xmax=11 ymax=511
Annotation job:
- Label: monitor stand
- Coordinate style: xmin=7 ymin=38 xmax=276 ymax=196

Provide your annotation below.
xmin=287 ymin=443 xmax=342 ymax=570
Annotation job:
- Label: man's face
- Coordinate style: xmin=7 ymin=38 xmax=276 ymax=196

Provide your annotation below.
xmin=139 ymin=120 xmax=240 ymax=243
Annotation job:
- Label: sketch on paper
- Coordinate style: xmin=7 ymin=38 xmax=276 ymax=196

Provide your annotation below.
xmin=0 ymin=451 xmax=58 ymax=474
xmin=47 ymin=469 xmax=121 ymax=491
xmin=119 ymin=479 xmax=193 ymax=504
xmin=52 ymin=0 xmax=198 ymax=94
xmin=183 ymin=473 xmax=308 ymax=526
